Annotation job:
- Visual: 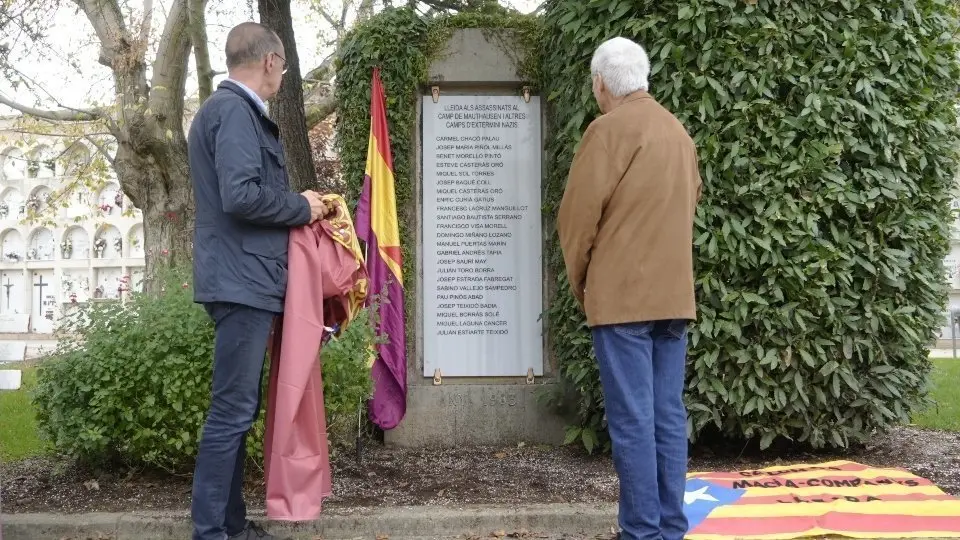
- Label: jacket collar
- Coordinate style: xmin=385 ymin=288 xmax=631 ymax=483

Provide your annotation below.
xmin=218 ymin=80 xmax=281 ymax=137
xmin=612 ymin=91 xmax=653 ymax=111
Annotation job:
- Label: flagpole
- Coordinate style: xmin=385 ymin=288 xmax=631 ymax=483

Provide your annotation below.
xmin=357 ymin=65 xmax=376 ymax=466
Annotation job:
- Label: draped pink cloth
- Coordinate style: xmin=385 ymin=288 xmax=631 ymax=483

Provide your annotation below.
xmin=263 ymin=219 xmax=366 ymax=521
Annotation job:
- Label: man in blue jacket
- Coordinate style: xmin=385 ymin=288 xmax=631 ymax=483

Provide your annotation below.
xmin=187 ymin=21 xmax=326 ymax=540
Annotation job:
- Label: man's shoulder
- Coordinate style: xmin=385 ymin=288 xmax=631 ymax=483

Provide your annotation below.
xmin=195 ymin=87 xmax=254 ymax=122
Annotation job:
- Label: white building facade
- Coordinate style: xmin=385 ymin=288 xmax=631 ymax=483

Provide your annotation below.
xmin=0 ymin=120 xmax=145 ymax=337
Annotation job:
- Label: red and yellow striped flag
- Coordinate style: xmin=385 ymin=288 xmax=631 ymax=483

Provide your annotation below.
xmin=355 ymin=67 xmax=406 ymax=431
xmin=685 ymin=460 xmax=960 ymax=539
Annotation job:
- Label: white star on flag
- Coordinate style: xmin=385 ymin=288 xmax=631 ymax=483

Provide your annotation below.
xmin=684 ymin=485 xmax=719 ymax=505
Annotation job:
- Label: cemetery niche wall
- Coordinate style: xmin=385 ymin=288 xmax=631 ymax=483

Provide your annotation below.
xmin=0 ymin=126 xmax=147 ymax=358
xmin=335 ymin=9 xmax=564 ymax=446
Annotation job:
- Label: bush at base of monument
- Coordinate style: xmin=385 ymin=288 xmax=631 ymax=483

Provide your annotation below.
xmin=32 ymin=266 xmax=377 ymax=470
xmin=541 ymin=0 xmax=960 ymax=451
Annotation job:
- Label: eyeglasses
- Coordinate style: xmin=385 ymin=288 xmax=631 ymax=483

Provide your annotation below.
xmin=272 ymin=52 xmax=288 ymax=75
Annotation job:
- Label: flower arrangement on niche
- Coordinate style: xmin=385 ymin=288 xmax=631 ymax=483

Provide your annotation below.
xmin=0 ymin=203 xmax=9 ymax=219
xmin=99 ymin=203 xmax=113 ymax=215
xmin=114 ymin=192 xmax=124 ymax=209
xmin=113 ymin=237 xmax=122 ymax=255
xmin=26 ymin=248 xmax=37 ymax=261
xmin=117 ymin=275 xmax=131 ymax=298
xmin=60 ymin=240 xmax=73 ymax=259
xmin=93 ymin=238 xmax=106 ymax=258
xmin=4 ymin=252 xmax=21 ymax=262
xmin=26 ymin=195 xmax=41 ymax=213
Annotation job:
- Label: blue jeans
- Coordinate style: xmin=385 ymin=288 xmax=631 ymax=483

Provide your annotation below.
xmin=192 ymin=302 xmax=275 ymax=540
xmin=592 ymin=320 xmax=689 ymax=540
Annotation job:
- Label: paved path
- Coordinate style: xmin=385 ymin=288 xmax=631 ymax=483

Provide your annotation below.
xmin=1 ymin=504 xmax=617 ymax=540
xmin=3 ymin=506 xmax=957 ymax=540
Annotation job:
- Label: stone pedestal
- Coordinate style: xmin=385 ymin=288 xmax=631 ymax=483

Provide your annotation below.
xmin=385 ymin=28 xmax=566 ymax=447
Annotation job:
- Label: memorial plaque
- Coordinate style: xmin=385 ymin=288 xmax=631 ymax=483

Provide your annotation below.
xmin=422 ymin=94 xmax=543 ymax=377
xmin=0 ymin=341 xmax=27 ymax=362
xmin=0 ymin=314 xmax=30 ymax=334
xmin=0 ymin=369 xmax=22 ymax=390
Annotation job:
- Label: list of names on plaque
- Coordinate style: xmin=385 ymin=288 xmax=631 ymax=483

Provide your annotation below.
xmin=422 ymin=94 xmax=543 ymax=378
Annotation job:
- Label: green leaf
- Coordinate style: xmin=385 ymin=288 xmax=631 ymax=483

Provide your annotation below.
xmin=582 ymin=428 xmax=599 ymax=454
xmin=563 ymin=426 xmax=582 ymax=446
xmin=760 ymin=431 xmax=777 ymax=450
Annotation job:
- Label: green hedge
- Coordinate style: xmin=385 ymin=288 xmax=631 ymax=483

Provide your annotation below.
xmin=32 ymin=266 xmax=377 ymax=470
xmin=541 ymin=0 xmax=960 ymax=451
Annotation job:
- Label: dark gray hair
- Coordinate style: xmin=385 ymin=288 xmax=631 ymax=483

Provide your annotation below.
xmin=225 ymin=22 xmax=282 ymax=69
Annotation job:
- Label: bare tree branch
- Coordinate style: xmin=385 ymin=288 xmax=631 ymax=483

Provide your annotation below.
xmin=305 ymin=94 xmax=337 ymax=130
xmin=139 ymin=0 xmax=154 ymax=45
xmin=304 ymin=53 xmax=338 ymax=83
xmin=357 ymin=0 xmax=376 ymax=20
xmin=5 ymin=128 xmax=114 ymax=138
xmin=314 ymin=3 xmax=339 ymax=28
xmin=187 ymin=0 xmax=214 ymax=103
xmin=73 ymin=0 xmax=130 ymax=68
xmin=84 ymin=135 xmax=116 ymax=166
xmin=0 ymin=93 xmax=102 ymax=122
xmin=150 ymin=0 xmax=192 ymax=115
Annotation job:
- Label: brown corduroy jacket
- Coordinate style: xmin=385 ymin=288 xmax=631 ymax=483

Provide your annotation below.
xmin=557 ymin=92 xmax=701 ymax=328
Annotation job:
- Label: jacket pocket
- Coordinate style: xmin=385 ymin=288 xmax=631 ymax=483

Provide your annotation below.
xmin=262 ymin=145 xmax=286 ymax=168
xmin=241 ymin=232 xmax=286 ymax=260
xmin=612 ymin=321 xmax=654 ymax=337
xmin=261 ymin=144 xmax=288 ymax=189
xmin=665 ymin=319 xmax=688 ymax=340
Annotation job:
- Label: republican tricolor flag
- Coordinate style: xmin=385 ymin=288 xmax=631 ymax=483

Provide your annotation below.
xmin=355 ymin=67 xmax=406 ymax=430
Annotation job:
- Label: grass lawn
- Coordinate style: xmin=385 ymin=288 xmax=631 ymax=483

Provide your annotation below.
xmin=912 ymin=357 xmax=960 ymax=431
xmin=0 ymin=366 xmax=48 ymax=463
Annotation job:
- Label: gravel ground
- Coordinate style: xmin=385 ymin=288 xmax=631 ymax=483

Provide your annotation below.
xmin=2 ymin=426 xmax=959 ymax=514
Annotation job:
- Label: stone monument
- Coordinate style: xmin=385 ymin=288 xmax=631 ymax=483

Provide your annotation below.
xmin=385 ymin=29 xmax=566 ymax=447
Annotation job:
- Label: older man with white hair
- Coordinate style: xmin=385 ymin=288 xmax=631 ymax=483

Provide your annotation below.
xmin=557 ymin=37 xmax=702 ymax=540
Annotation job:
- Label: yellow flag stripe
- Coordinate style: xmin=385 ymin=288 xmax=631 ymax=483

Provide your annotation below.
xmin=731 ymin=484 xmax=945 ymax=498
xmin=689 ymin=460 xmax=910 ymax=477
xmin=690 ymin=460 xmax=861 ymax=476
xmin=689 ymin=530 xmax=960 ymax=540
xmin=363 ymin=129 xmax=402 ymax=282
xmin=696 ymin=469 xmax=925 ymax=482
xmin=707 ymin=499 xmax=960 ymax=519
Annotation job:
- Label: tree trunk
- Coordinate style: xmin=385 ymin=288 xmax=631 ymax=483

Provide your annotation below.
xmin=114 ymin=136 xmax=194 ymax=289
xmin=259 ymin=0 xmax=316 ymax=193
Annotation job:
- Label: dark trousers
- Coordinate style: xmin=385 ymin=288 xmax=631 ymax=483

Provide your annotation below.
xmin=191 ymin=302 xmax=275 ymax=540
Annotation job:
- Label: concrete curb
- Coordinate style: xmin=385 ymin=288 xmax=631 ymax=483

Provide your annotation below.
xmin=0 ymin=503 xmax=618 ymax=539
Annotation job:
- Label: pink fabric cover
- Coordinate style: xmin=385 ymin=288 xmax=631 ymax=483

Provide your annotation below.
xmin=263 ymin=220 xmax=365 ymax=521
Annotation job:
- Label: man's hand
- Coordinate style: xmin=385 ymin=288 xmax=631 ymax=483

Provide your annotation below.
xmin=301 ymin=191 xmax=338 ymax=223
xmin=302 ymin=191 xmax=327 ymax=223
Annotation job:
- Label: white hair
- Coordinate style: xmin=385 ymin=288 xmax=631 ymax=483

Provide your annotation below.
xmin=590 ymin=37 xmax=650 ymax=97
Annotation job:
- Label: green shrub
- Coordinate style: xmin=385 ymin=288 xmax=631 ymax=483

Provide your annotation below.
xmin=33 ymin=266 xmax=378 ymax=470
xmin=541 ymin=0 xmax=960 ymax=451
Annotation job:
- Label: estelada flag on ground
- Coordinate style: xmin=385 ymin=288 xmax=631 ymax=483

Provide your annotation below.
xmin=684 ymin=460 xmax=960 ymax=539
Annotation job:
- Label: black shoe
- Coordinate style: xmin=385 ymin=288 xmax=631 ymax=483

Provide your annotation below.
xmin=227 ymin=520 xmax=291 ymax=540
